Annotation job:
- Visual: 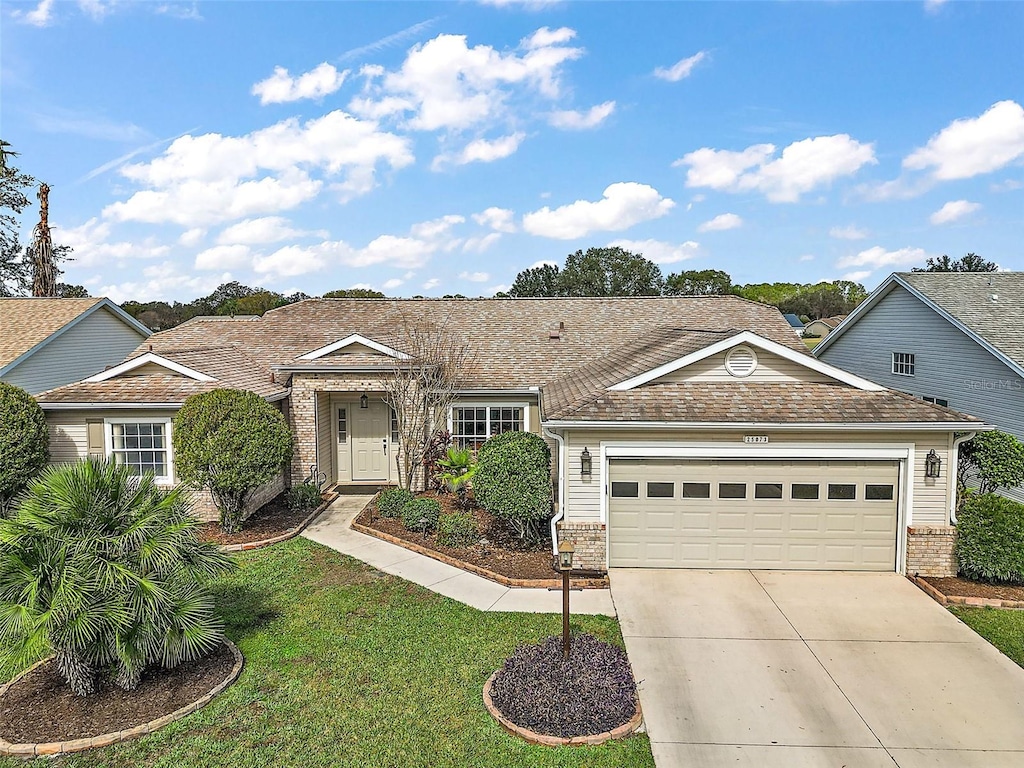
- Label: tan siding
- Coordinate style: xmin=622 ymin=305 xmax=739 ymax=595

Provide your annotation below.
xmin=121 ymin=362 xmax=188 ymax=377
xmin=659 ymin=349 xmax=833 ymax=384
xmin=315 ymin=392 xmax=334 ymax=483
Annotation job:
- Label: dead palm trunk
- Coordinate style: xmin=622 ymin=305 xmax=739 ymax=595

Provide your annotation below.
xmin=31 ymin=183 xmax=56 ymax=297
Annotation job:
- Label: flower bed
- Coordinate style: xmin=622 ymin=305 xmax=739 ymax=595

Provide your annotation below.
xmin=199 ymin=491 xmax=333 ymax=548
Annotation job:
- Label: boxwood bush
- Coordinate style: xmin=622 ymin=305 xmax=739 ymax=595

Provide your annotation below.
xmin=287 ymin=482 xmax=323 ymax=512
xmin=376 ymin=487 xmax=413 ymax=518
xmin=474 ymin=431 xmax=552 ymax=543
xmin=0 ymin=382 xmax=49 ymax=516
xmin=437 ymin=510 xmax=479 ymax=548
xmin=955 ymin=493 xmax=1024 ymax=583
xmin=402 ymin=497 xmax=442 ymax=533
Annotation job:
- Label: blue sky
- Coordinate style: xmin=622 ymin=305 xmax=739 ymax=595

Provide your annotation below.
xmin=2 ymin=0 xmax=1022 ymax=303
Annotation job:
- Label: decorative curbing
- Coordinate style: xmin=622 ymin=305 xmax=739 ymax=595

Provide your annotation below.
xmin=482 ymin=670 xmax=643 ymax=747
xmin=217 ymin=494 xmax=337 ymax=553
xmin=352 ymin=518 xmax=608 ymax=589
xmin=908 ymin=575 xmax=1024 ymax=610
xmin=0 ymin=640 xmax=244 ymax=758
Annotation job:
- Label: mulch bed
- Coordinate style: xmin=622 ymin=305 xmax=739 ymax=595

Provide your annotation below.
xmin=0 ymin=643 xmax=235 ymax=744
xmin=923 ymin=576 xmax=1024 ymax=603
xmin=198 ymin=493 xmax=312 ymax=546
xmin=356 ymin=491 xmax=560 ymax=582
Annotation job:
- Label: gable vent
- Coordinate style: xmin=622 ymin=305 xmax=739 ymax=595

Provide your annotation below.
xmin=725 ymin=345 xmax=758 ymax=378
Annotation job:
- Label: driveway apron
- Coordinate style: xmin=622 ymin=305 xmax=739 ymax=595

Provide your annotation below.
xmin=611 ymin=569 xmax=1024 ymax=768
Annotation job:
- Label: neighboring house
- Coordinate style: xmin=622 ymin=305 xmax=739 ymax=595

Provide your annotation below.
xmin=815 ymin=271 xmax=1024 ymax=503
xmin=783 ymin=313 xmax=804 ymax=332
xmin=36 ymin=296 xmax=983 ymax=577
xmin=0 ymin=298 xmax=151 ymax=395
xmin=802 ymin=314 xmax=848 ymax=338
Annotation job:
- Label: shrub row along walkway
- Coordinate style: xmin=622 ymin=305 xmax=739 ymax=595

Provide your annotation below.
xmin=303 ymin=496 xmax=615 ymax=616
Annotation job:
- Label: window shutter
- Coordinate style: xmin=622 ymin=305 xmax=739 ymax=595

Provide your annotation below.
xmin=86 ymin=419 xmax=105 ymax=459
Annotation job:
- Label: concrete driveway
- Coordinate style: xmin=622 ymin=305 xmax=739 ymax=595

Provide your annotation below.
xmin=610 ymin=569 xmax=1024 ymax=768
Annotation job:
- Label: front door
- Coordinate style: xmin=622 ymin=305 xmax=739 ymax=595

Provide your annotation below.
xmin=351 ymin=400 xmax=390 ymax=481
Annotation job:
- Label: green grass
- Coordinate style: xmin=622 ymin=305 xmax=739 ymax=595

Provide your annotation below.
xmin=803 ymin=337 xmax=822 ymax=349
xmin=951 ymin=605 xmax=1024 ymax=668
xmin=1 ymin=538 xmax=654 ymax=768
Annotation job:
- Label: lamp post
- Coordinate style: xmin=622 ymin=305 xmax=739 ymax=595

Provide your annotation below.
xmin=558 ymin=539 xmax=575 ymax=659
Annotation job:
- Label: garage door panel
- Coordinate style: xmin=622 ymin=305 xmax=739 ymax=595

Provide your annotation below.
xmin=608 ymin=459 xmax=899 ymax=571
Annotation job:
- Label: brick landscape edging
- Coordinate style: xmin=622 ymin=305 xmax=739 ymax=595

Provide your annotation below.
xmin=0 ymin=640 xmax=244 ymax=758
xmin=908 ymin=574 xmax=1024 ymax=610
xmin=351 ymin=517 xmax=608 ymax=589
xmin=482 ymin=670 xmax=643 ymax=747
xmin=217 ymin=493 xmax=337 ymax=553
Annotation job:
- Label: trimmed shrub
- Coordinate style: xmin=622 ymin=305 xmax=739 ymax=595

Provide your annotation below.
xmin=377 ymin=487 xmax=413 ymax=518
xmin=287 ymin=482 xmax=323 ymax=512
xmin=0 ymin=382 xmax=49 ymax=516
xmin=437 ymin=510 xmax=479 ymax=548
xmin=474 ymin=431 xmax=552 ymax=543
xmin=955 ymin=493 xmax=1024 ymax=584
xmin=402 ymin=497 xmax=442 ymax=533
xmin=959 ymin=430 xmax=1024 ymax=495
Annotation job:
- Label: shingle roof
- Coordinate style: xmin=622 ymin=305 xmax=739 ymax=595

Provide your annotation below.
xmin=0 ymin=297 xmax=105 ymax=368
xmin=898 ymin=272 xmax=1024 ymax=369
xmin=133 ymin=296 xmax=808 ymax=389
xmin=545 ymin=381 xmax=984 ymax=424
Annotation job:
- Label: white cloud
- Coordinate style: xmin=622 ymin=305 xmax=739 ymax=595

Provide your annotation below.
xmin=194 ymin=244 xmax=253 ymax=271
xmin=697 ymin=213 xmax=743 ymax=233
xmin=422 ymin=277 xmax=441 ymax=290
xmin=252 ymin=63 xmax=349 ymax=105
xmin=434 ymin=132 xmax=525 ymax=169
xmin=903 ymin=101 xmax=1024 ymax=180
xmin=487 ymin=283 xmax=510 ymax=294
xmin=528 ymin=259 xmax=558 ymax=269
xmin=676 ymin=134 xmax=876 ymax=202
xmin=607 ymin=238 xmax=701 ymax=265
xmin=179 ymin=228 xmax=205 ymax=247
xmin=798 ymin=254 xmax=816 ymax=262
xmin=991 ymin=179 xmax=1022 ymax=192
xmin=57 ymin=218 xmax=170 ymax=267
xmin=350 ymin=28 xmax=583 ymax=132
xmin=930 ymin=200 xmax=982 ymax=225
xmin=462 ymin=233 xmax=502 ymax=253
xmin=548 ymin=101 xmax=615 ymax=130
xmin=472 ymin=207 xmax=517 ymax=232
xmin=104 ymin=110 xmax=413 ymax=225
xmin=216 ymin=216 xmax=324 ymax=245
xmin=841 ymin=270 xmax=873 ymax=283
xmin=522 ymin=182 xmax=675 ymax=239
xmin=98 ymin=262 xmax=230 ymax=304
xmin=653 ymin=51 xmax=706 ymax=82
xmin=478 ymin=0 xmax=560 ymax=8
xmin=13 ymin=0 xmax=55 ymax=26
xmin=410 ymin=214 xmax=465 ymax=240
xmin=924 ymin=0 xmax=948 ymax=14
xmin=836 ymin=245 xmax=930 ymax=271
xmin=829 ymin=225 xmax=868 ymax=240
xmin=382 ymin=277 xmax=405 ymax=290
xmin=459 ymin=271 xmax=490 ymax=282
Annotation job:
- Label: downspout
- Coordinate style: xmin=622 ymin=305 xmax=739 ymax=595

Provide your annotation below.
xmin=950 ymin=432 xmax=977 ymax=524
xmin=543 ymin=426 xmax=567 ymax=560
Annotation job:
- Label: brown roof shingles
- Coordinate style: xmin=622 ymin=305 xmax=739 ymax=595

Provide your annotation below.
xmin=0 ymin=297 xmax=105 ymax=368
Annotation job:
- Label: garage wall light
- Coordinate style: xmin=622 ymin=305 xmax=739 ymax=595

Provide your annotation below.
xmin=360 ymin=393 xmax=369 ymax=409
xmin=581 ymin=447 xmax=592 ymax=478
xmin=925 ymin=449 xmax=941 ymax=478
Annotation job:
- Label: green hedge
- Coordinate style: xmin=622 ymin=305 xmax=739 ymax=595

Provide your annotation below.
xmin=473 ymin=431 xmax=551 ymax=542
xmin=402 ymin=498 xmax=441 ymax=533
xmin=437 ymin=511 xmax=479 ymax=548
xmin=376 ymin=487 xmax=413 ymax=518
xmin=0 ymin=382 xmax=49 ymax=515
xmin=955 ymin=493 xmax=1024 ymax=584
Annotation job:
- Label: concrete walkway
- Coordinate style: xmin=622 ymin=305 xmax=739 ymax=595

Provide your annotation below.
xmin=611 ymin=568 xmax=1024 ymax=768
xmin=302 ymin=495 xmax=615 ymax=615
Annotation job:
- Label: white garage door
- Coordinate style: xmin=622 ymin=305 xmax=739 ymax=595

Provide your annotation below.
xmin=608 ymin=459 xmax=900 ymax=570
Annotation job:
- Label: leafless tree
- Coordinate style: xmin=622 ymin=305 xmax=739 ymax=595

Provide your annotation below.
xmin=31 ymin=183 xmax=56 ymax=297
xmin=381 ymin=311 xmax=475 ymax=491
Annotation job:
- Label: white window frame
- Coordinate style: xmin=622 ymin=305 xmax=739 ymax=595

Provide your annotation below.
xmin=103 ymin=417 xmax=174 ymax=484
xmin=448 ymin=402 xmax=530 ymax=447
xmin=892 ymin=352 xmax=916 ymax=377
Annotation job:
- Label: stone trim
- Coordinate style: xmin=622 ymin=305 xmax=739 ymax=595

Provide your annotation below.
xmin=908 ymin=575 xmax=1024 ymax=610
xmin=482 ymin=669 xmax=643 ymax=747
xmin=217 ymin=492 xmax=337 ymax=552
xmin=0 ymin=640 xmax=244 ymax=758
xmin=905 ymin=525 xmax=957 ymax=578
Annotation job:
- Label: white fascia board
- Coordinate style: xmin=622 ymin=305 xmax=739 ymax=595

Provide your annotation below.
xmin=84 ymin=352 xmax=216 ymax=382
xmin=540 ymin=419 xmax=992 ymax=431
xmin=39 ymin=402 xmax=185 ymax=410
xmin=608 ymin=330 xmax=885 ymax=391
xmin=812 ymin=275 xmax=899 ymax=357
xmin=297 ymin=334 xmax=410 ymax=361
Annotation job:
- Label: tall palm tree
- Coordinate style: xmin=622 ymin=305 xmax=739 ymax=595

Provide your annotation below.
xmin=0 ymin=459 xmax=234 ymax=696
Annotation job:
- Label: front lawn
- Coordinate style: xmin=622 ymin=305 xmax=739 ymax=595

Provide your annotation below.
xmin=0 ymin=537 xmax=653 ymax=768
xmin=951 ymin=606 xmax=1024 ymax=669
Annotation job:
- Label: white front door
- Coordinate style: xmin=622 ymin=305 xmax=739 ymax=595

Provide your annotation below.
xmin=351 ymin=400 xmax=390 ymax=481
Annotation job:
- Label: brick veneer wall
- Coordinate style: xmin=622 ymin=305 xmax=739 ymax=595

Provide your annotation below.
xmin=186 ymin=472 xmax=286 ymax=523
xmin=905 ymin=525 xmax=957 ymax=577
xmin=556 ymin=521 xmax=607 ymax=572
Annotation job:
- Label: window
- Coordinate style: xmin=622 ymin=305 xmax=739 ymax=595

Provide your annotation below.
xmin=338 ymin=408 xmax=347 ymax=442
xmin=754 ymin=483 xmax=783 ymax=499
xmin=892 ymin=352 xmax=916 ymax=376
xmin=719 ymin=483 xmax=746 ymax=499
xmin=450 ymin=405 xmax=525 ymax=449
xmin=108 ymin=421 xmax=171 ymax=482
xmin=923 ymin=396 xmax=949 ymax=407
xmin=828 ymin=483 xmax=857 ymax=500
xmin=611 ymin=482 xmax=639 ymax=498
xmin=682 ymin=482 xmax=711 ymax=499
xmin=791 ymin=483 xmax=820 ymax=500
xmin=390 ymin=408 xmax=399 ymax=444
xmin=865 ymin=484 xmax=895 ymax=501
xmin=647 ymin=482 xmax=674 ymax=498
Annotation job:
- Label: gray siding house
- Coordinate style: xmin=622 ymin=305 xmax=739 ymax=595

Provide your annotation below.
xmin=0 ymin=298 xmax=151 ymax=395
xmin=816 ymin=272 xmax=1024 ymax=502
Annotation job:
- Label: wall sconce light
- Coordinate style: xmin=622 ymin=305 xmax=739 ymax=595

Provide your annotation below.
xmin=925 ymin=449 xmax=941 ymax=478
xmin=360 ymin=393 xmax=369 ymax=409
xmin=581 ymin=447 xmax=592 ymax=478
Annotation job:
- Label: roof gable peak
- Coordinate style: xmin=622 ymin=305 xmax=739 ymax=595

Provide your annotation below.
xmin=297 ymin=333 xmax=409 ymax=361
xmin=84 ymin=352 xmax=216 ymax=383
